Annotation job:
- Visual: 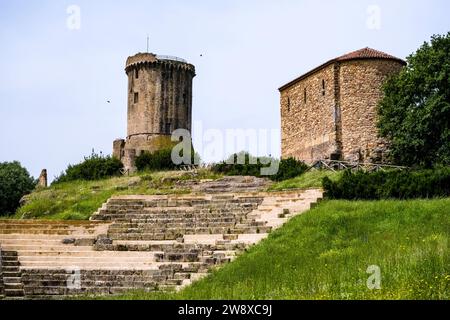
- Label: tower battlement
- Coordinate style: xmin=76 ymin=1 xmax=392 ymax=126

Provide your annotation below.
xmin=125 ymin=52 xmax=195 ymax=74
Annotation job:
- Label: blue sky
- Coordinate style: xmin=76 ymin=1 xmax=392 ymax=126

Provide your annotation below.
xmin=0 ymin=0 xmax=449 ymax=180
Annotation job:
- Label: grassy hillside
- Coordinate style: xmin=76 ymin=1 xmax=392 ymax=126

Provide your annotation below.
xmin=13 ymin=170 xmax=222 ymax=220
xmin=102 ymin=199 xmax=450 ymax=300
xmin=268 ymin=170 xmax=341 ymax=191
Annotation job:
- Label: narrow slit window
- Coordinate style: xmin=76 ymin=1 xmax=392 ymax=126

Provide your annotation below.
xmin=304 ymin=88 xmax=307 ymax=104
xmin=287 ymin=97 xmax=291 ymax=112
xmin=134 ymin=92 xmax=139 ymax=104
xmin=322 ymin=80 xmax=326 ymax=96
xmin=135 ymin=69 xmax=139 ymax=79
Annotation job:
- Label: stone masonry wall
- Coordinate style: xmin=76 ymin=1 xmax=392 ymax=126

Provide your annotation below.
xmin=339 ymin=59 xmax=404 ymax=162
xmin=281 ymin=64 xmax=339 ymax=163
xmin=281 ymin=57 xmax=404 ymax=164
xmin=113 ymin=53 xmax=195 ymax=170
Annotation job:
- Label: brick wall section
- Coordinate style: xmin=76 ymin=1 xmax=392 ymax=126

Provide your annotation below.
xmin=280 ymin=48 xmax=405 ymax=163
xmin=281 ymin=64 xmax=339 ymax=163
xmin=339 ymin=59 xmax=404 ymax=162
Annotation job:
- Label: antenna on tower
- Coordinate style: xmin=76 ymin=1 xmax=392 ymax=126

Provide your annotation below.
xmin=146 ymin=34 xmax=149 ymax=53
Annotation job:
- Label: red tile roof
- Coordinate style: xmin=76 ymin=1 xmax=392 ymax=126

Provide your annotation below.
xmin=336 ymin=47 xmax=405 ymax=62
xmin=279 ymin=47 xmax=406 ymax=91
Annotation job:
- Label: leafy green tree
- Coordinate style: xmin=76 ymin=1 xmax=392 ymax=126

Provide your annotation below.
xmin=0 ymin=161 xmax=36 ymax=216
xmin=378 ymin=32 xmax=450 ymax=167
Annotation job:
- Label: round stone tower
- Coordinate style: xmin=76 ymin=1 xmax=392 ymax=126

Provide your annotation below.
xmin=114 ymin=53 xmax=196 ymax=171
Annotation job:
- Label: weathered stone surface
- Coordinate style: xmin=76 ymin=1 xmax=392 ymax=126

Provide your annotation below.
xmin=0 ymin=189 xmax=323 ymax=299
xmin=280 ymin=48 xmax=405 ymax=164
xmin=188 ymin=176 xmax=272 ymax=194
xmin=113 ymin=53 xmax=196 ymax=171
xmin=38 ymin=169 xmax=48 ymax=188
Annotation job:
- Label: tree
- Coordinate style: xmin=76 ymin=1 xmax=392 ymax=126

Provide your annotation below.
xmin=0 ymin=161 xmax=36 ymax=216
xmin=378 ymin=32 xmax=450 ymax=167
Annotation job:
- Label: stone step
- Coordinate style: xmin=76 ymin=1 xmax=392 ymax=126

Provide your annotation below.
xmin=14 ymin=251 xmax=160 ymax=257
xmin=18 ymin=263 xmax=158 ymax=269
xmin=5 ymin=283 xmax=24 ymax=290
xmin=0 ymin=245 xmax=95 ymax=252
xmin=1 ymin=266 xmax=20 ymax=272
xmin=18 ymin=256 xmax=158 ymax=263
xmin=4 ymin=289 xmax=25 ymax=297
xmin=3 ymin=277 xmax=22 ymax=284
xmin=0 ymin=239 xmax=69 ymax=246
xmin=0 ymin=250 xmax=18 ymax=257
xmin=2 ymin=271 xmax=21 ymax=278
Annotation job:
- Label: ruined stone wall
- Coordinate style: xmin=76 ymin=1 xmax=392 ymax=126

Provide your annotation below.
xmin=339 ymin=59 xmax=404 ymax=162
xmin=280 ymin=64 xmax=339 ymax=163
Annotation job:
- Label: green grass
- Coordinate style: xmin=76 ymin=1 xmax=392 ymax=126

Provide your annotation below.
xmin=268 ymin=170 xmax=342 ymax=191
xmin=12 ymin=170 xmax=222 ymax=220
xmin=99 ymin=198 xmax=449 ymax=300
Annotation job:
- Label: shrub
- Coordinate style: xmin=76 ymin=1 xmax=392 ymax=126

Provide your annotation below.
xmin=0 ymin=161 xmax=36 ymax=216
xmin=135 ymin=149 xmax=177 ymax=172
xmin=323 ymin=167 xmax=450 ymax=200
xmin=271 ymin=157 xmax=309 ymax=182
xmin=54 ymin=152 xmax=123 ymax=184
xmin=135 ymin=147 xmax=201 ymax=172
xmin=211 ymin=152 xmax=308 ymax=181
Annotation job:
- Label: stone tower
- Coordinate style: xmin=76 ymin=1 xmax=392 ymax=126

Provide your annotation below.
xmin=279 ymin=48 xmax=406 ymax=164
xmin=114 ymin=53 xmax=196 ymax=171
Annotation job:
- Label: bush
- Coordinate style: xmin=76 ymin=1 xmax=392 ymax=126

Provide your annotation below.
xmin=272 ymin=157 xmax=309 ymax=182
xmin=54 ymin=152 xmax=123 ymax=184
xmin=211 ymin=152 xmax=308 ymax=181
xmin=135 ymin=149 xmax=177 ymax=172
xmin=323 ymin=168 xmax=450 ymax=200
xmin=135 ymin=147 xmax=201 ymax=172
xmin=0 ymin=161 xmax=36 ymax=216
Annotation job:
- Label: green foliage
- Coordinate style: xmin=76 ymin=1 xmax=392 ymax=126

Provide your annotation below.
xmin=272 ymin=157 xmax=309 ymax=182
xmin=378 ymin=32 xmax=450 ymax=167
xmin=211 ymin=152 xmax=265 ymax=177
xmin=0 ymin=161 xmax=36 ymax=216
xmin=100 ymin=199 xmax=450 ymax=300
xmin=268 ymin=170 xmax=342 ymax=191
xmin=135 ymin=147 xmax=201 ymax=172
xmin=135 ymin=149 xmax=176 ymax=172
xmin=322 ymin=168 xmax=450 ymax=200
xmin=54 ymin=152 xmax=123 ymax=184
xmin=211 ymin=152 xmax=308 ymax=181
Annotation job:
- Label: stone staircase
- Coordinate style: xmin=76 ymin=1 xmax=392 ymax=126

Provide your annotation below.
xmin=0 ymin=250 xmax=24 ymax=298
xmin=0 ymin=189 xmax=322 ymax=299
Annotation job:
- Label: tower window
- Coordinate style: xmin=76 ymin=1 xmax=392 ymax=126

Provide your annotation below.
xmin=134 ymin=92 xmax=139 ymax=104
xmin=135 ymin=69 xmax=139 ymax=79
xmin=304 ymin=88 xmax=307 ymax=104
xmin=287 ymin=97 xmax=291 ymax=112
xmin=322 ymin=80 xmax=326 ymax=96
